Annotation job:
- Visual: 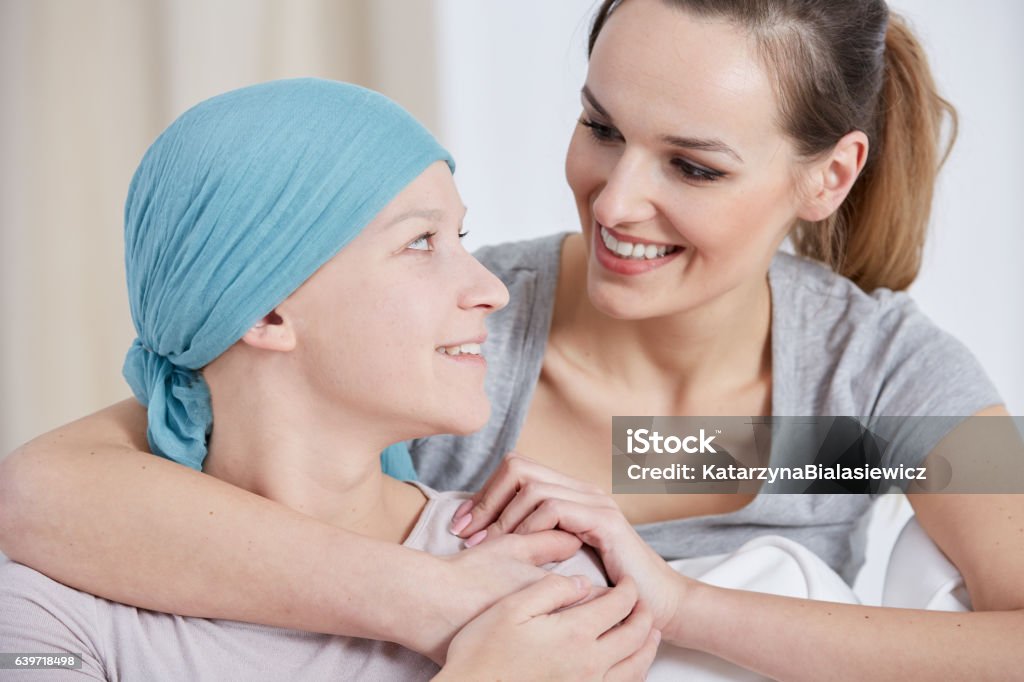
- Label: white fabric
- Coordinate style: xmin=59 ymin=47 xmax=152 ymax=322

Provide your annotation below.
xmin=647 ymin=535 xmax=859 ymax=682
xmin=883 ymin=516 xmax=971 ymax=611
xmin=646 ymin=517 xmax=971 ymax=681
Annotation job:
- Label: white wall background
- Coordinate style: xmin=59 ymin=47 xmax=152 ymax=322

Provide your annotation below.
xmin=434 ymin=0 xmax=1024 ymax=415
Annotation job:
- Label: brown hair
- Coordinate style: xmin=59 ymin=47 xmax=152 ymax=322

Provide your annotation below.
xmin=588 ymin=0 xmax=957 ymax=291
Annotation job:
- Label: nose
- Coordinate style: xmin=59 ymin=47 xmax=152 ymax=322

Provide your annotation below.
xmin=458 ymin=250 xmax=510 ymax=314
xmin=591 ymin=150 xmax=657 ymax=229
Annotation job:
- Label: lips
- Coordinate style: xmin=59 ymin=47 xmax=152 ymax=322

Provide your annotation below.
xmin=600 ymin=225 xmax=681 ymax=257
xmin=436 ymin=342 xmax=481 ymax=356
xmin=435 ymin=334 xmax=487 ymax=363
xmin=593 ymin=224 xmax=685 ymax=275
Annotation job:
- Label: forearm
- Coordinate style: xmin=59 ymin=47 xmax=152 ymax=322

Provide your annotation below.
xmin=671 ymin=579 xmax=1024 ymax=681
xmin=0 ymin=415 xmax=445 ymax=654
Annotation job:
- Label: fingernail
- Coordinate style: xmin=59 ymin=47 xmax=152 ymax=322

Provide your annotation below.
xmin=654 ymin=629 xmax=662 ymax=645
xmin=450 ymin=512 xmax=472 ymax=536
xmin=572 ymin=575 xmax=588 ymax=592
xmin=463 ymin=529 xmax=487 ymax=548
xmin=454 ymin=499 xmax=474 ymax=518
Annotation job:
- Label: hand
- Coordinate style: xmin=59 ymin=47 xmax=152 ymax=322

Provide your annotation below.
xmin=450 ymin=453 xmax=686 ymax=632
xmin=414 ymin=529 xmax=585 ymax=663
xmin=436 ymin=574 xmax=660 ymax=682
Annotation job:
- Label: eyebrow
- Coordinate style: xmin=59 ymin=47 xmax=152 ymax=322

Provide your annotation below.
xmin=581 ymin=86 xmax=744 ymax=164
xmin=385 ymin=208 xmax=446 ymax=229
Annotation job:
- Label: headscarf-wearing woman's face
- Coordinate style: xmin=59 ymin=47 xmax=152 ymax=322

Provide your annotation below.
xmin=276 ymin=161 xmax=509 ymax=440
xmin=565 ymin=0 xmax=807 ymax=321
xmin=123 ymin=79 xmax=471 ymax=469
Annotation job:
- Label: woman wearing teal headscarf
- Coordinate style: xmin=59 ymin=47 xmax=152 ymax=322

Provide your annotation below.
xmin=0 ymin=79 xmax=657 ymax=680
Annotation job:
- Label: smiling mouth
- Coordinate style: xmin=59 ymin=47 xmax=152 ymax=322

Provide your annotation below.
xmin=599 ymin=225 xmax=681 ymax=260
xmin=435 ymin=343 xmax=482 ymax=357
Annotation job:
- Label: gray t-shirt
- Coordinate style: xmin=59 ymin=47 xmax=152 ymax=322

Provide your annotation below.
xmin=0 ymin=483 xmax=605 ymax=681
xmin=411 ymin=233 xmax=1001 ymax=583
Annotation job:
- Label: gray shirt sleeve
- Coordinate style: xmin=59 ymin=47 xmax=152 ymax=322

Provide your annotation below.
xmin=866 ymin=294 xmax=1001 ymax=469
xmin=770 ymin=252 xmax=1003 ymax=470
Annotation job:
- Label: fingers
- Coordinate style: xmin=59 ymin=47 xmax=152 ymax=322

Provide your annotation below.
xmin=516 ymin=498 xmax=620 ymax=553
xmin=481 ymin=529 xmax=583 ymax=566
xmin=480 ymin=482 xmax=614 ymax=543
xmin=598 ymin=599 xmax=655 ymax=671
xmin=450 ymin=456 xmax=523 ymax=538
xmin=558 ymin=575 xmax=640 ymax=639
xmin=451 ymin=452 xmax=603 ymax=538
xmin=605 ymin=627 xmax=661 ymax=682
xmin=500 ymin=573 xmax=591 ymax=619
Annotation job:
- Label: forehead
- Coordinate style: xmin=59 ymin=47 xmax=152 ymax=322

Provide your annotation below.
xmin=372 ymin=161 xmax=460 ymax=220
xmin=362 ymin=161 xmax=463 ymax=233
xmin=589 ymin=0 xmax=782 ymax=157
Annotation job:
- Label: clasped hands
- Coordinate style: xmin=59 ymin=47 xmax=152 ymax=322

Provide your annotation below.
xmin=436 ymin=452 xmax=692 ymax=680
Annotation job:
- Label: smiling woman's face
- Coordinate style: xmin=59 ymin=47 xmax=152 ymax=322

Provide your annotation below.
xmin=566 ymin=0 xmax=808 ymax=320
xmin=279 ymin=161 xmax=509 ymax=440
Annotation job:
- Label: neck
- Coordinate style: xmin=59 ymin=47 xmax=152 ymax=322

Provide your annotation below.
xmin=553 ymin=234 xmax=772 ymax=407
xmin=201 ymin=356 xmax=426 ymax=543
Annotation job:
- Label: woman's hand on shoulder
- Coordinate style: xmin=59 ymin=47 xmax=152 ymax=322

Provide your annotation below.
xmin=450 ymin=452 xmax=687 ymax=633
xmin=436 ymin=574 xmax=659 ymax=682
xmin=451 ymin=452 xmax=623 ymax=547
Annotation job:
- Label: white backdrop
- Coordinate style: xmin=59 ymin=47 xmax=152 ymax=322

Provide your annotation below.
xmin=435 ymin=0 xmax=1024 ymax=414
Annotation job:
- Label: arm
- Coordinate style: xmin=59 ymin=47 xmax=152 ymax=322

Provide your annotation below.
xmin=456 ymin=409 xmax=1024 ymax=681
xmin=0 ymin=400 xmax=582 ymax=664
xmin=669 ymin=407 xmax=1024 ymax=681
xmin=668 ymin=482 xmax=1024 ymax=681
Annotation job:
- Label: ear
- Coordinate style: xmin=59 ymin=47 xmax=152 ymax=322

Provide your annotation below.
xmin=240 ymin=309 xmax=296 ymax=352
xmin=797 ymin=130 xmax=869 ymax=222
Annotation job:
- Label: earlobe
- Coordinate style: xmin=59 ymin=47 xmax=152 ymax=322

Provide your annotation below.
xmin=241 ymin=309 xmax=297 ymax=352
xmin=797 ymin=130 xmax=869 ymax=222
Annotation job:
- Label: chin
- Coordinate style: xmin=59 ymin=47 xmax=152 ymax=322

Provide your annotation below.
xmin=442 ymin=402 xmax=492 ymax=437
xmin=587 ymin=279 xmax=669 ymax=321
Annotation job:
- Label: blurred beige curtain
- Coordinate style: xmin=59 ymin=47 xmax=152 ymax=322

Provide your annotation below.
xmin=0 ymin=0 xmax=439 ymax=454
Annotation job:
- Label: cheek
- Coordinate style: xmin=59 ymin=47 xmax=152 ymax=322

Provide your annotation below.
xmin=312 ymin=293 xmax=427 ymax=388
xmin=358 ymin=289 xmax=433 ymax=359
xmin=682 ymin=174 xmax=798 ymax=256
xmin=565 ymin=128 xmax=598 ymax=205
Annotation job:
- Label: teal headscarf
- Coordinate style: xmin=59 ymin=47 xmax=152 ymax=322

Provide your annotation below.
xmin=122 ymin=78 xmax=451 ymax=474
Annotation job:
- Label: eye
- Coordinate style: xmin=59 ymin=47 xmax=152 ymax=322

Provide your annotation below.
xmin=671 ymin=158 xmax=724 ymax=184
xmin=579 ymin=117 xmax=621 ymax=143
xmin=407 ymin=231 xmax=436 ymax=251
xmin=458 ymin=230 xmax=469 ymax=239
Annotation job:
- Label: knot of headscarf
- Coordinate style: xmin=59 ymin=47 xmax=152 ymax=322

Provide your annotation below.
xmin=122 ymin=78 xmax=453 ymax=470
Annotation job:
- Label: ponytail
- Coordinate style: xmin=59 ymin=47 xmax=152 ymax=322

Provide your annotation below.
xmin=795 ymin=15 xmax=957 ymax=292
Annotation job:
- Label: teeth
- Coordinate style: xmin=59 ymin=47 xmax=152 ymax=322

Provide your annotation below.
xmin=600 ymin=226 xmax=678 ymax=261
xmin=437 ymin=343 xmax=482 ymax=356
